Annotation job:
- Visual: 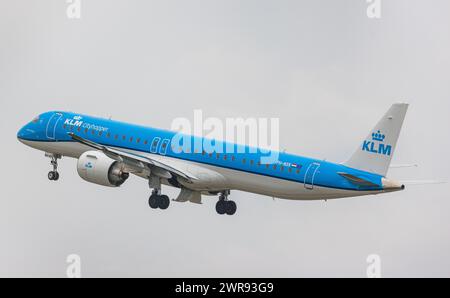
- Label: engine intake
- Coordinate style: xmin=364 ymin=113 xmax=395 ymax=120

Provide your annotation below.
xmin=77 ymin=151 xmax=129 ymax=187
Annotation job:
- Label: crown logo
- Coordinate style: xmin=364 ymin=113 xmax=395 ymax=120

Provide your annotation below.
xmin=372 ymin=130 xmax=385 ymax=142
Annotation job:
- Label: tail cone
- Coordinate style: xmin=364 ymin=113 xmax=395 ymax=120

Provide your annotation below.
xmin=382 ymin=178 xmax=405 ymax=192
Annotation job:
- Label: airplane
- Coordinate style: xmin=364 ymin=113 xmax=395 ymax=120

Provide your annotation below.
xmin=17 ymin=103 xmax=408 ymax=215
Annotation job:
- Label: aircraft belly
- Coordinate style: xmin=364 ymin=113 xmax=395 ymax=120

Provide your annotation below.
xmin=185 ymin=162 xmax=381 ymax=200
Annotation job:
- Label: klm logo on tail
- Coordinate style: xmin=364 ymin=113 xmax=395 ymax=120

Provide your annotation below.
xmin=362 ymin=130 xmax=392 ymax=156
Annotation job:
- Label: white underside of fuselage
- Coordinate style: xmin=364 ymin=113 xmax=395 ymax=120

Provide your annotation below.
xmin=20 ymin=140 xmax=383 ymax=201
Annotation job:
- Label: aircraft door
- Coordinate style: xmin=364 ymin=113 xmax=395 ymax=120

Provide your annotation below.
xmin=46 ymin=113 xmax=63 ymax=140
xmin=304 ymin=162 xmax=320 ymax=190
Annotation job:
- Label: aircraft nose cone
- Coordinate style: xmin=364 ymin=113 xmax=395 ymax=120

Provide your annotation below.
xmin=17 ymin=125 xmax=32 ymax=141
xmin=17 ymin=127 xmax=26 ymax=139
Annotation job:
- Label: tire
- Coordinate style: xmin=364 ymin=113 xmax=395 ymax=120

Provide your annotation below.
xmin=148 ymin=194 xmax=159 ymax=209
xmin=226 ymin=201 xmax=237 ymax=215
xmin=48 ymin=171 xmax=55 ymax=181
xmin=159 ymin=195 xmax=170 ymax=210
xmin=215 ymin=200 xmax=226 ymax=215
xmin=53 ymin=172 xmax=60 ymax=181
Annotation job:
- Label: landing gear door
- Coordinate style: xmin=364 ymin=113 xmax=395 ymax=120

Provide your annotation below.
xmin=304 ymin=162 xmax=320 ymax=190
xmin=46 ymin=113 xmax=63 ymax=140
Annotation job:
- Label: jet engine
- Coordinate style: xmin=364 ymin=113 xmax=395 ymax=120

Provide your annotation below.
xmin=77 ymin=151 xmax=129 ymax=187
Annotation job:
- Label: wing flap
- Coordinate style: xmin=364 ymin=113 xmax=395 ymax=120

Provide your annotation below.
xmin=174 ymin=188 xmax=202 ymax=204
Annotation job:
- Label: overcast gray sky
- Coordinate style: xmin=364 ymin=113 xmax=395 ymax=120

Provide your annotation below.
xmin=1 ymin=0 xmax=450 ymax=277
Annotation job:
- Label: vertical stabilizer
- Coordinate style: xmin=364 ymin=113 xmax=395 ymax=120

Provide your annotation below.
xmin=344 ymin=103 xmax=409 ymax=176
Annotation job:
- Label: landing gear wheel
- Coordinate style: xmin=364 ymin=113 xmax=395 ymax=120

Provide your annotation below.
xmin=148 ymin=194 xmax=159 ymax=209
xmin=48 ymin=171 xmax=59 ymax=181
xmin=48 ymin=171 xmax=55 ymax=181
xmin=46 ymin=154 xmax=61 ymax=181
xmin=159 ymin=195 xmax=170 ymax=210
xmin=215 ymin=200 xmax=227 ymax=215
xmin=225 ymin=201 xmax=237 ymax=215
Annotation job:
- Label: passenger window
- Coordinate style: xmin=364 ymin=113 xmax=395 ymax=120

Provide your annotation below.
xmin=122 ymin=136 xmax=126 ymax=141
xmin=144 ymin=140 xmax=148 ymax=145
xmin=130 ymin=137 xmax=133 ymax=142
xmin=242 ymin=158 xmax=246 ymax=164
xmin=115 ymin=135 xmax=119 ymax=140
xmin=250 ymin=160 xmax=254 ymax=166
xmin=137 ymin=138 xmax=141 ymax=143
xmin=107 ymin=133 xmax=110 ymax=138
xmin=223 ymin=155 xmax=227 ymax=160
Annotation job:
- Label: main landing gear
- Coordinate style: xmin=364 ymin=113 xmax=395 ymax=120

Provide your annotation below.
xmin=147 ymin=177 xmax=170 ymax=210
xmin=148 ymin=189 xmax=171 ymax=210
xmin=216 ymin=191 xmax=237 ymax=216
xmin=46 ymin=153 xmax=61 ymax=181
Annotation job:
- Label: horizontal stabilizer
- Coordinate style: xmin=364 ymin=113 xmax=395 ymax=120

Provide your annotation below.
xmin=338 ymin=172 xmax=380 ymax=187
xmin=390 ymin=164 xmax=418 ymax=169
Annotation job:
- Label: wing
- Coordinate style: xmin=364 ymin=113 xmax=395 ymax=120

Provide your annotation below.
xmin=68 ymin=132 xmax=198 ymax=183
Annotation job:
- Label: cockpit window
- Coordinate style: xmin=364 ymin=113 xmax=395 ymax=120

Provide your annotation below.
xmin=32 ymin=116 xmax=40 ymax=123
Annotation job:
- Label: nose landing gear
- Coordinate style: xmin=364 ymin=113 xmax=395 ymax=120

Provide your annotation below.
xmin=48 ymin=171 xmax=59 ymax=181
xmin=46 ymin=153 xmax=61 ymax=181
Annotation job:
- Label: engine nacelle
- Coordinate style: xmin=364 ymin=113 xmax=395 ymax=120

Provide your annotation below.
xmin=77 ymin=151 xmax=129 ymax=187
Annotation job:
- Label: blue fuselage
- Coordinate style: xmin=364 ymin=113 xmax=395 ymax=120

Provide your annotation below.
xmin=17 ymin=111 xmax=385 ymax=193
